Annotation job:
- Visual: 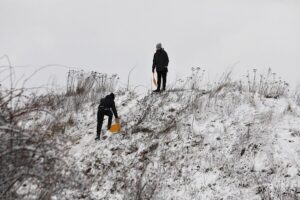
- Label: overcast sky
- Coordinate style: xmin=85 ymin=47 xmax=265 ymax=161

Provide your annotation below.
xmin=1 ymin=0 xmax=300 ymax=90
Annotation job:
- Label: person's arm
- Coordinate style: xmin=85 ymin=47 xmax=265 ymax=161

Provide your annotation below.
xmin=111 ymin=101 xmax=119 ymax=119
xmin=165 ymin=51 xmax=169 ymax=66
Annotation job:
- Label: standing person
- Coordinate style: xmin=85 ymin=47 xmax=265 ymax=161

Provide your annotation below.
xmin=152 ymin=43 xmax=169 ymax=92
xmin=95 ymin=93 xmax=119 ymax=140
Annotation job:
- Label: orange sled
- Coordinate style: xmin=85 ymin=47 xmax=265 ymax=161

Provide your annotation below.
xmin=109 ymin=123 xmax=121 ymax=133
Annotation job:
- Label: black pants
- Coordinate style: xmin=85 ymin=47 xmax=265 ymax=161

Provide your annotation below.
xmin=96 ymin=109 xmax=113 ymax=138
xmin=157 ymin=71 xmax=167 ymax=91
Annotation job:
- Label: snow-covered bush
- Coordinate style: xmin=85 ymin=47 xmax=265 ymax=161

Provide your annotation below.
xmin=66 ymin=70 xmax=118 ymax=109
xmin=244 ymin=68 xmax=289 ymax=98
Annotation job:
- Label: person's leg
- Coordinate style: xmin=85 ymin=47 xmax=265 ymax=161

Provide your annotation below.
xmin=96 ymin=110 xmax=104 ymax=139
xmin=162 ymin=71 xmax=167 ymax=90
xmin=156 ymin=71 xmax=162 ymax=91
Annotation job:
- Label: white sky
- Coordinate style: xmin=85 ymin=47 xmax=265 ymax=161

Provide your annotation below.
xmin=1 ymin=0 xmax=300 ymax=90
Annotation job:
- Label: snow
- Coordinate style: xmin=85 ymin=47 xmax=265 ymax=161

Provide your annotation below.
xmin=52 ymin=84 xmax=299 ymax=199
xmin=5 ymin=80 xmax=300 ymax=199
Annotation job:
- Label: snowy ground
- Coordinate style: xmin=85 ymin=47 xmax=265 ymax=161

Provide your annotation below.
xmin=57 ymin=85 xmax=300 ymax=200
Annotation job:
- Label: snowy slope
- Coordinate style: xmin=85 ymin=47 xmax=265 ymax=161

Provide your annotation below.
xmin=61 ymin=85 xmax=300 ymax=200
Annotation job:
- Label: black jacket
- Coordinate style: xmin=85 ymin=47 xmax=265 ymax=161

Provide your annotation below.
xmin=99 ymin=94 xmax=118 ymax=118
xmin=152 ymin=49 xmax=169 ymax=72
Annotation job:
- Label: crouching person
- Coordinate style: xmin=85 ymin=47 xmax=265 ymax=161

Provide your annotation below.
xmin=95 ymin=93 xmax=119 ymax=140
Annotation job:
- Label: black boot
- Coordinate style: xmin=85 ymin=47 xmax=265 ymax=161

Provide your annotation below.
xmin=153 ymin=89 xmax=160 ymax=93
xmin=95 ymin=136 xmax=100 ymax=140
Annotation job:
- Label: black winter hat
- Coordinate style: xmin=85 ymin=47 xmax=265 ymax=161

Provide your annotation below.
xmin=110 ymin=93 xmax=115 ymax=100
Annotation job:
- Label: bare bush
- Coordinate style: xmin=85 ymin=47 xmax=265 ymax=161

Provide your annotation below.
xmin=0 ymin=66 xmax=99 ymax=199
xmin=0 ymin=126 xmax=86 ymax=199
xmin=245 ymin=68 xmax=289 ymax=98
xmin=65 ymin=70 xmax=118 ymax=111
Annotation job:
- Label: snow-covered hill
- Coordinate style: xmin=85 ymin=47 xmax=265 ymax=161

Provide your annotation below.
xmin=2 ymin=70 xmax=300 ymax=200
xmin=63 ymin=84 xmax=300 ymax=199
